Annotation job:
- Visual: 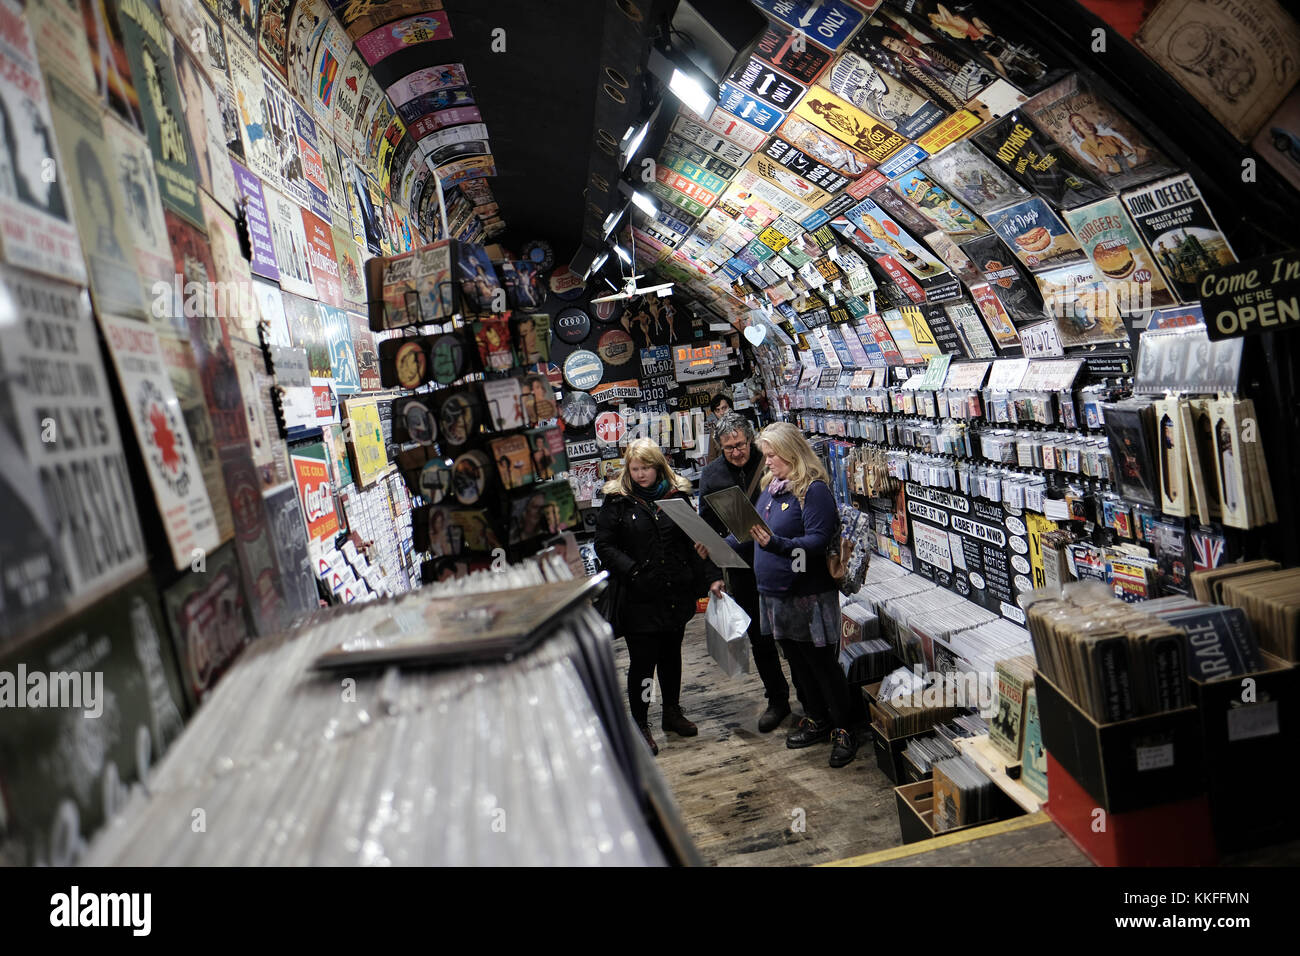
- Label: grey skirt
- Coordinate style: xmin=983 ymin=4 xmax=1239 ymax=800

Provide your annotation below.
xmin=758 ymin=589 xmax=841 ymax=648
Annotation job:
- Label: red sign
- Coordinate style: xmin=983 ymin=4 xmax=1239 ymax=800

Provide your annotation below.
xmin=300 ymin=209 xmax=343 ymax=306
xmin=847 ymin=170 xmax=888 ymax=199
xmin=595 ymin=411 xmax=625 ymax=446
xmin=291 ymin=447 xmax=339 ymax=543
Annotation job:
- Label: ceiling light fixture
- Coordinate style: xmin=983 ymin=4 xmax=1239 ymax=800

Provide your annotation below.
xmin=647 ymin=45 xmax=718 ymax=118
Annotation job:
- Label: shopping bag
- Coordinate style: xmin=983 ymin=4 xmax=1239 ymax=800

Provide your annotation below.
xmin=705 ymin=592 xmax=751 ymax=678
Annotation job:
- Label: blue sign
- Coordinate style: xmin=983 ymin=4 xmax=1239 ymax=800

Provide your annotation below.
xmin=751 ymin=0 xmax=865 ymax=51
xmin=879 ymin=144 xmax=929 ymax=179
xmin=802 ymin=207 xmax=831 ymax=230
xmin=716 ymin=83 xmax=784 ymax=133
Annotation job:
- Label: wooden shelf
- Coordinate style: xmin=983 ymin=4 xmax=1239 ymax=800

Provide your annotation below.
xmin=954 ymin=733 xmax=1043 ymax=815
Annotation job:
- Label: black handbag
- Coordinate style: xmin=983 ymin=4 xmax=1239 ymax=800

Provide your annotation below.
xmin=593 ymin=573 xmax=626 ymax=634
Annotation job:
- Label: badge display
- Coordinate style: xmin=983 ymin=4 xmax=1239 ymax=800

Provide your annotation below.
xmin=592 ymin=300 xmax=623 ymax=324
xmin=435 ymin=389 xmax=484 ymax=449
xmin=597 ymin=329 xmax=635 ymax=366
xmin=563 ymin=349 xmax=604 ymax=390
xmin=560 ymin=391 xmax=598 ymax=428
xmin=395 ymin=339 xmax=428 ymax=388
xmin=554 ymin=307 xmax=592 ymax=344
xmin=452 ymin=450 xmax=491 ymax=505
xmin=418 ymin=459 xmax=453 ymax=504
xmin=403 ymin=400 xmax=438 ymax=445
xmin=429 ymin=331 xmax=469 ymax=384
xmin=521 ymin=239 xmax=554 ymax=271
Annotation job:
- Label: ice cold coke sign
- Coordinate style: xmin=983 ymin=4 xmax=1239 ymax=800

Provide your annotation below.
xmin=904 ymin=482 xmax=1026 ymax=624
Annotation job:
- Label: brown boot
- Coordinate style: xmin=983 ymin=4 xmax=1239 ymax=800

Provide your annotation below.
xmin=638 ymin=724 xmax=658 ymax=755
xmin=661 ymin=704 xmax=698 ymax=737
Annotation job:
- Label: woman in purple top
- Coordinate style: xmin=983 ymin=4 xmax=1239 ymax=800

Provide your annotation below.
xmin=737 ymin=422 xmax=858 ymax=768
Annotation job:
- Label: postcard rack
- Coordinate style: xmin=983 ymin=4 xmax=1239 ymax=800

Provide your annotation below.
xmin=82 ymin=554 xmax=699 ymax=866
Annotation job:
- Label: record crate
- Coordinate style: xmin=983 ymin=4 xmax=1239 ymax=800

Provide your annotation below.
xmin=1033 ymin=670 xmax=1206 ymax=813
xmin=864 ymin=682 xmax=962 ymax=784
xmin=1190 ymin=651 xmax=1299 ymax=852
xmin=1044 ymin=753 xmax=1217 ymax=866
xmin=894 ymin=778 xmax=1025 ymax=845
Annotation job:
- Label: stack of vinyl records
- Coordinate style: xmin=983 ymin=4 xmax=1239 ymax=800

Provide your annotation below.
xmin=878 ymin=589 xmax=968 ymax=666
xmin=904 ymin=733 xmax=960 ymax=775
xmin=934 ymin=619 xmax=1035 ymax=684
xmin=840 ymin=638 xmax=894 ymax=684
xmin=910 ymin=603 xmax=999 ymax=673
xmin=936 ymin=713 xmax=991 ymax=742
xmin=1026 ymin=591 xmax=1191 ymax=722
xmin=931 ymin=755 xmax=996 ymax=833
xmin=83 ymin=556 xmax=673 ymax=866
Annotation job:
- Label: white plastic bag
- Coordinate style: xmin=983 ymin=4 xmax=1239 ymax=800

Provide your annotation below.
xmin=705 ymin=592 xmax=752 ymax=678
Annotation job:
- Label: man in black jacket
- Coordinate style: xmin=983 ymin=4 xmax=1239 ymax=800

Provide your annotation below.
xmin=698 ymin=413 xmax=794 ymax=732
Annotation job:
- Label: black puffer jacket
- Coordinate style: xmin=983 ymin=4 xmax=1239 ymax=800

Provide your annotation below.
xmin=594 ymin=489 xmax=720 ymax=634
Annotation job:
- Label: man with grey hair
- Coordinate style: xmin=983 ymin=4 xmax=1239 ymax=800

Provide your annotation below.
xmin=696 ymin=412 xmax=794 ymax=732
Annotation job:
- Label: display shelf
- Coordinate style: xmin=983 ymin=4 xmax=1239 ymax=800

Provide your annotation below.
xmin=954 ymin=733 xmax=1043 ymax=815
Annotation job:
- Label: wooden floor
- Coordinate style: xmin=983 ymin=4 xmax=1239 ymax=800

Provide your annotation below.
xmin=615 ymin=617 xmax=1300 ymax=868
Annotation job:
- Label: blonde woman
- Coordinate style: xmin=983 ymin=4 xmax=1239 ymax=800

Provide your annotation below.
xmin=738 ymin=422 xmax=857 ymax=767
xmin=595 ymin=439 xmax=720 ymax=755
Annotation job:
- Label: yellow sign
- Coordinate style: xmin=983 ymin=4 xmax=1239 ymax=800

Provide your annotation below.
xmin=916 ymin=110 xmax=981 ymax=155
xmin=792 ymin=86 xmax=907 ymax=163
xmin=900 ymin=305 xmax=941 ymax=359
xmin=759 ymin=227 xmax=791 ymax=252
xmin=344 ymin=397 xmax=391 ymax=487
xmin=1025 ymin=513 xmax=1058 ymax=591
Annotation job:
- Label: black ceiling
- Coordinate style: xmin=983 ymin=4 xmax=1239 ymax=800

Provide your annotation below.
xmin=370 ymin=0 xmax=661 ymax=253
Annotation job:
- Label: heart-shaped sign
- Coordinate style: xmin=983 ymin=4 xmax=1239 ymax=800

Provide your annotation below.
xmin=743 ymin=323 xmax=766 ymax=346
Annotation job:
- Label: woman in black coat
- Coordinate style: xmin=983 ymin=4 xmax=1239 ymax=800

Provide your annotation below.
xmin=595 ymin=439 xmax=719 ymax=755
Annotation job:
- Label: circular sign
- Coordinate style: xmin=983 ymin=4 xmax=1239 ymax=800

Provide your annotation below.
xmin=404 ymin=401 xmax=437 ymax=445
xmin=429 ymin=333 xmax=467 ymax=385
xmin=564 ymin=349 xmax=604 ymax=390
xmin=452 ymin=450 xmax=491 ymax=505
xmin=419 ymin=459 xmax=452 ymax=504
xmin=439 ymin=393 xmax=481 ymax=448
xmin=549 ymin=265 xmax=586 ymax=300
xmin=968 ymin=571 xmax=986 ymax=590
xmin=595 ymin=410 xmax=626 ymax=446
xmin=1006 ymin=515 xmax=1027 ymax=537
xmin=1009 ymin=535 xmax=1029 ymax=555
xmin=592 ymin=300 xmax=623 ymax=323
xmin=394 ymin=340 xmax=428 ymax=389
xmin=554 ymin=307 xmax=591 ymax=344
xmin=597 ymin=328 xmax=634 ymax=366
xmin=560 ymin=391 xmax=597 ymax=428
xmin=522 ymin=239 xmax=554 ymax=271
xmin=1014 ymin=574 xmax=1033 ymax=593
xmin=1011 ymin=554 xmax=1031 ymax=575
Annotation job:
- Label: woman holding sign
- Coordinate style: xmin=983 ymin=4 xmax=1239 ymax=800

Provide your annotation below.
xmin=731 ymin=422 xmax=857 ymax=768
xmin=595 ymin=439 xmax=720 ymax=755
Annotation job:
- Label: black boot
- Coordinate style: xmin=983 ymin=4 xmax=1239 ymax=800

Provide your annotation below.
xmin=638 ymin=724 xmax=659 ymax=756
xmin=758 ymin=699 xmax=791 ymax=733
xmin=661 ymin=704 xmax=698 ymax=737
xmin=829 ymin=728 xmax=858 ymax=768
xmin=786 ymin=716 xmax=832 ymax=749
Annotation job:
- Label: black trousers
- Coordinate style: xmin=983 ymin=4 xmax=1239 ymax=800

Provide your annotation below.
xmin=625 ymin=625 xmax=687 ymax=727
xmin=728 ymin=569 xmax=792 ymax=705
xmin=780 ymin=638 xmax=854 ymax=731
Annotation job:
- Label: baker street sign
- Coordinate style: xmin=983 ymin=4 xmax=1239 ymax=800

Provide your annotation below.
xmin=1201 ymin=249 xmax=1300 ymax=340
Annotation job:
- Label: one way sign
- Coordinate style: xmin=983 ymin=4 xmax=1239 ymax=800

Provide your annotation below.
xmin=750 ymin=0 xmax=871 ymax=52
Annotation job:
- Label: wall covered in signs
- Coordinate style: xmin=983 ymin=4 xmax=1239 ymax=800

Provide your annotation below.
xmin=0 ymin=0 xmax=525 ymax=864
